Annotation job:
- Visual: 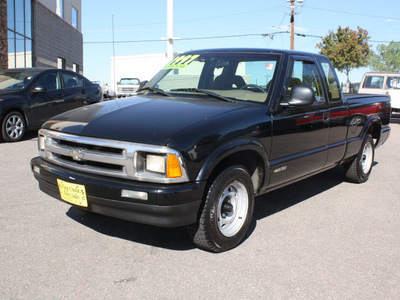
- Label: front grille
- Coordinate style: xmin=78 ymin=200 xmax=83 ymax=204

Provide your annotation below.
xmin=38 ymin=129 xmax=190 ymax=184
xmin=40 ymin=130 xmax=137 ymax=179
xmin=122 ymin=87 xmax=135 ymax=92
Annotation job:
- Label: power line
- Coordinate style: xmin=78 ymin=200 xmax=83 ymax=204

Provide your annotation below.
xmin=304 ymin=5 xmax=400 ymax=21
xmin=83 ymin=6 xmax=283 ymax=31
xmin=83 ymin=32 xmax=399 ymax=45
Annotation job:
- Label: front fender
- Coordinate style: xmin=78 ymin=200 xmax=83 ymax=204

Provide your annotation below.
xmin=196 ymin=138 xmax=270 ymax=187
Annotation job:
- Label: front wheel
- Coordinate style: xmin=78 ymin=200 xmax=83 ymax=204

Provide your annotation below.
xmin=1 ymin=111 xmax=26 ymax=142
xmin=189 ymin=166 xmax=255 ymax=252
xmin=344 ymin=133 xmax=374 ymax=183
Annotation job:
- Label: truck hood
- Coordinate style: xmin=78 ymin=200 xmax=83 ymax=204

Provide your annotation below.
xmin=43 ymin=95 xmax=247 ymax=145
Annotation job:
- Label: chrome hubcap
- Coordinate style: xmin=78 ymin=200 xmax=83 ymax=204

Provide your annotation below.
xmin=361 ymin=142 xmax=373 ymax=174
xmin=217 ymin=180 xmax=249 ymax=237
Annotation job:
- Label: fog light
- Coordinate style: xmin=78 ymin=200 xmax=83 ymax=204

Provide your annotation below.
xmin=33 ymin=165 xmax=40 ymax=174
xmin=121 ymin=190 xmax=148 ymax=201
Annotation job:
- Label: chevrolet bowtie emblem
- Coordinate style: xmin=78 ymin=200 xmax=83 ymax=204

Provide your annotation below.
xmin=70 ymin=149 xmax=85 ymax=161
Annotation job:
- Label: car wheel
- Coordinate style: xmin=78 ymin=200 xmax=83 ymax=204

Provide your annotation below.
xmin=1 ymin=111 xmax=26 ymax=142
xmin=189 ymin=166 xmax=254 ymax=252
xmin=344 ymin=133 xmax=374 ymax=183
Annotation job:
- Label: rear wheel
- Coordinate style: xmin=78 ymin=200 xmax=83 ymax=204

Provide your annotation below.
xmin=344 ymin=133 xmax=374 ymax=183
xmin=1 ymin=111 xmax=26 ymax=142
xmin=189 ymin=166 xmax=254 ymax=252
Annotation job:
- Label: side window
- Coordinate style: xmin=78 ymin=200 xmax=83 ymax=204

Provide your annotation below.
xmin=287 ymin=60 xmax=325 ymax=103
xmin=318 ymin=58 xmax=342 ymax=102
xmin=363 ymin=76 xmax=384 ymax=89
xmin=35 ymin=72 xmax=61 ymax=91
xmin=62 ymin=72 xmax=83 ymax=88
xmin=387 ymin=77 xmax=400 ymax=89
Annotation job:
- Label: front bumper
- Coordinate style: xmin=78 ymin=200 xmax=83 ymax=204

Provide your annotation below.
xmin=31 ymin=157 xmax=204 ymax=227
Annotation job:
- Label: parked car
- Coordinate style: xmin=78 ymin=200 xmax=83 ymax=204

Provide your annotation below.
xmin=0 ymin=68 xmax=102 ymax=142
xmin=358 ymin=72 xmax=400 ymax=111
xmin=31 ymin=49 xmax=391 ymax=252
xmin=116 ymin=78 xmax=140 ymax=98
xmin=92 ymin=79 xmax=110 ymax=98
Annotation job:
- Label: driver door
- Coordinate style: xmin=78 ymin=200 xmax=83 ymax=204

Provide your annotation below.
xmin=28 ymin=71 xmax=63 ymax=127
xmin=269 ymin=56 xmax=330 ymax=187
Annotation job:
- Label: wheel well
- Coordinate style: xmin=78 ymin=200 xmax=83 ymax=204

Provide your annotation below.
xmin=368 ymin=121 xmax=381 ymax=146
xmin=207 ymin=150 xmax=265 ymax=195
xmin=1 ymin=108 xmax=27 ymax=126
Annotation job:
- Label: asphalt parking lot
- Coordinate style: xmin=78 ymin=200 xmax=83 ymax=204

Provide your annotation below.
xmin=1 ymin=115 xmax=400 ymax=299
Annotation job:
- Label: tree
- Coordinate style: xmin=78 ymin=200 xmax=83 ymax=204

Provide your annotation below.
xmin=317 ymin=26 xmax=372 ymax=86
xmin=370 ymin=42 xmax=400 ymax=72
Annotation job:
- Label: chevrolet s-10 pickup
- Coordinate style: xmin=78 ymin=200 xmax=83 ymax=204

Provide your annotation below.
xmin=31 ymin=49 xmax=391 ymax=252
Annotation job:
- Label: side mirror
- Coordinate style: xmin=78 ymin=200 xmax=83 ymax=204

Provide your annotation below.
xmin=281 ymin=85 xmax=315 ymax=107
xmin=31 ymin=86 xmax=47 ymax=93
xmin=139 ymin=80 xmax=148 ymax=90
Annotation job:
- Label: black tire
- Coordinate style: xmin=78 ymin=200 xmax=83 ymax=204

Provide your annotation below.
xmin=344 ymin=133 xmax=374 ymax=183
xmin=1 ymin=111 xmax=26 ymax=142
xmin=189 ymin=166 xmax=255 ymax=252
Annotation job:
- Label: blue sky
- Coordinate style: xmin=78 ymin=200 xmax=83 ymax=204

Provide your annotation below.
xmin=82 ymin=0 xmax=400 ymax=85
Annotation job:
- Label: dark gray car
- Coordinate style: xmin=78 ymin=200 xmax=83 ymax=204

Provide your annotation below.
xmin=0 ymin=68 xmax=102 ymax=142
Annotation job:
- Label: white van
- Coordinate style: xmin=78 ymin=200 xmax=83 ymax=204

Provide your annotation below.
xmin=359 ymin=72 xmax=400 ymax=111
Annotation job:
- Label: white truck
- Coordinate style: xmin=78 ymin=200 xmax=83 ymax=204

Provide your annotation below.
xmin=116 ymin=78 xmax=140 ymax=98
xmin=358 ymin=72 xmax=400 ymax=112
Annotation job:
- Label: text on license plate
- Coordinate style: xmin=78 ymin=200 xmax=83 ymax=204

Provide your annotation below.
xmin=57 ymin=179 xmax=88 ymax=207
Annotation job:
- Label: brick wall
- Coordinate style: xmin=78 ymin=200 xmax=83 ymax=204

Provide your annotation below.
xmin=0 ymin=0 xmax=8 ymax=69
xmin=33 ymin=1 xmax=83 ymax=72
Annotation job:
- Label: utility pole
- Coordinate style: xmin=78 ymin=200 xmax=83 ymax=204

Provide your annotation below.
xmin=287 ymin=0 xmax=303 ymax=50
xmin=289 ymin=0 xmax=295 ymax=50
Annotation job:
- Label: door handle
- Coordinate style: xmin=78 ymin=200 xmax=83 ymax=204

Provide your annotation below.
xmin=81 ymin=90 xmax=87 ymax=94
xmin=323 ymin=112 xmax=330 ymax=123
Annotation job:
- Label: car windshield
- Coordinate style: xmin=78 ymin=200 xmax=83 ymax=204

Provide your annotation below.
xmin=143 ymin=52 xmax=280 ymax=103
xmin=92 ymin=81 xmax=101 ymax=85
xmin=0 ymin=70 xmax=40 ymax=91
xmin=119 ymin=78 xmax=139 ymax=85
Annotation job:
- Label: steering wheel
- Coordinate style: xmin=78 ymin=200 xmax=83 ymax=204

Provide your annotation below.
xmin=240 ymin=84 xmax=267 ymax=93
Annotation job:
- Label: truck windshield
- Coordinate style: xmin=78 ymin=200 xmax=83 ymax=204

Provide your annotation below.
xmin=144 ymin=52 xmax=280 ymax=103
xmin=119 ymin=78 xmax=140 ymax=85
xmin=0 ymin=70 xmax=40 ymax=91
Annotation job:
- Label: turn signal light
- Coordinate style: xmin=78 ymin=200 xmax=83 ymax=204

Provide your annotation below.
xmin=167 ymin=154 xmax=182 ymax=178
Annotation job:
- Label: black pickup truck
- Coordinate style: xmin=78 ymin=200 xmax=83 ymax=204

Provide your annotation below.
xmin=31 ymin=49 xmax=391 ymax=252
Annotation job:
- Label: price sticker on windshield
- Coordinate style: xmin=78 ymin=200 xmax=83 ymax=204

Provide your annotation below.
xmin=266 ymin=63 xmax=275 ymax=70
xmin=163 ymin=55 xmax=200 ymax=69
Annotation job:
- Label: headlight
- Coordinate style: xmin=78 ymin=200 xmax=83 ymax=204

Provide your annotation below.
xmin=146 ymin=154 xmax=166 ymax=174
xmin=38 ymin=133 xmax=45 ymax=152
xmin=136 ymin=151 xmax=186 ymax=182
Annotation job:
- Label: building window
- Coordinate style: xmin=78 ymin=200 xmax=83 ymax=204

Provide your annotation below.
xmin=57 ymin=57 xmax=66 ymax=69
xmin=56 ymin=0 xmax=64 ymax=18
xmin=72 ymin=63 xmax=79 ymax=73
xmin=72 ymin=7 xmax=78 ymax=29
xmin=7 ymin=0 xmax=32 ymax=68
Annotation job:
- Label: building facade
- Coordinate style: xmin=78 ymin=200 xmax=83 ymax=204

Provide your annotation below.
xmin=1 ymin=0 xmax=82 ymax=72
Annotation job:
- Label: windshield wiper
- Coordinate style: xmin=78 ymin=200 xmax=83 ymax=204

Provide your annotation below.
xmin=138 ymin=87 xmax=173 ymax=97
xmin=170 ymin=88 xmax=236 ymax=103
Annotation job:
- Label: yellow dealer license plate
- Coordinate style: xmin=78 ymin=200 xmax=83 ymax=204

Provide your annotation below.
xmin=57 ymin=179 xmax=88 ymax=207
